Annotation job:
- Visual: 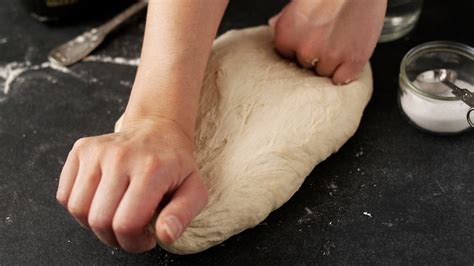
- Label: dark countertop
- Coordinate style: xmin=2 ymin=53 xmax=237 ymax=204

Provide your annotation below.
xmin=1 ymin=0 xmax=473 ymax=264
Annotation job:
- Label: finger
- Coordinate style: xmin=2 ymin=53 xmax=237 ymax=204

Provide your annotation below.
xmin=295 ymin=47 xmax=319 ymax=69
xmin=273 ymin=6 xmax=296 ymax=59
xmin=67 ymin=161 xmax=101 ymax=228
xmin=112 ymin=166 xmax=169 ymax=253
xmin=155 ymin=172 xmax=208 ymax=245
xmin=56 ymin=151 xmax=79 ymax=207
xmin=268 ymin=11 xmax=282 ymax=28
xmin=88 ymin=170 xmax=129 ymax=248
xmin=315 ymin=54 xmax=342 ymax=78
xmin=332 ymin=60 xmax=365 ymax=85
xmin=273 ymin=34 xmax=295 ymax=59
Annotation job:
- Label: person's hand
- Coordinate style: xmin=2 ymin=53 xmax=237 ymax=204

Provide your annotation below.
xmin=56 ymin=118 xmax=208 ymax=253
xmin=269 ymin=0 xmax=386 ymax=85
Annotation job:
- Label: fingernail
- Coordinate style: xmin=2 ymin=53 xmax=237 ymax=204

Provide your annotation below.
xmin=268 ymin=17 xmax=277 ymax=27
xmin=343 ymin=79 xmax=352 ymax=85
xmin=163 ymin=215 xmax=182 ymax=241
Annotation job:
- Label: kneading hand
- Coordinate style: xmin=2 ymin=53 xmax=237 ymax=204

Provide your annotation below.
xmin=269 ymin=0 xmax=386 ymax=85
xmin=56 ymin=118 xmax=208 ymax=253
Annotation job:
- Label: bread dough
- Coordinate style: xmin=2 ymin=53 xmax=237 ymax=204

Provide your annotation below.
xmin=116 ymin=26 xmax=373 ymax=254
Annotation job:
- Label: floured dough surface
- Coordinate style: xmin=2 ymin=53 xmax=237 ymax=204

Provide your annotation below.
xmin=118 ymin=26 xmax=373 ymax=254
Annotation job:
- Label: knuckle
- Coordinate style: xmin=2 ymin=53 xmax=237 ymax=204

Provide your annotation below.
xmin=296 ymin=41 xmax=314 ymax=59
xmin=140 ymin=155 xmax=161 ymax=176
xmin=273 ymin=17 xmax=287 ymax=35
xmin=72 ymin=137 xmax=89 ymax=150
xmin=274 ymin=34 xmax=292 ymax=52
xmin=88 ymin=215 xmax=111 ymax=232
xmin=112 ymin=219 xmax=141 ymax=236
xmin=106 ymin=145 xmax=129 ymax=163
xmin=273 ymin=25 xmax=294 ymax=50
xmin=67 ymin=203 xmax=87 ymax=220
xmin=143 ymin=155 xmax=160 ymax=170
xmin=316 ymin=65 xmax=333 ymax=76
xmin=56 ymin=194 xmax=67 ymax=207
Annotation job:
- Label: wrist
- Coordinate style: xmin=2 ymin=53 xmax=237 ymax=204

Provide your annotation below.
xmin=121 ymin=109 xmax=195 ymax=144
xmin=122 ymin=80 xmax=197 ymax=136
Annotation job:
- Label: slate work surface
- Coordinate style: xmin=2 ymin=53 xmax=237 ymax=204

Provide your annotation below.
xmin=1 ymin=0 xmax=472 ymax=264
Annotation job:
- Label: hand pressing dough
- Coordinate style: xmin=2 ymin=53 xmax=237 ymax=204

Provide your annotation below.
xmin=116 ymin=26 xmax=373 ymax=254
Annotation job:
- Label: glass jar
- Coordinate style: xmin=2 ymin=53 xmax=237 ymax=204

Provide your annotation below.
xmin=398 ymin=41 xmax=474 ymax=134
xmin=379 ymin=0 xmax=423 ymax=43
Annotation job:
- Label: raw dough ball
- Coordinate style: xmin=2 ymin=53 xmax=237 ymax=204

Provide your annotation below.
xmin=117 ymin=26 xmax=373 ymax=254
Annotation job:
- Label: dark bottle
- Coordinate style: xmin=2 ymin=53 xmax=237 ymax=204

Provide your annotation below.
xmin=20 ymin=0 xmax=136 ymax=22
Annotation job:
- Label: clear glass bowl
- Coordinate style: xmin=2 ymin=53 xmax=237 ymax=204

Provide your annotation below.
xmin=398 ymin=41 xmax=474 ymax=134
xmin=379 ymin=0 xmax=423 ymax=43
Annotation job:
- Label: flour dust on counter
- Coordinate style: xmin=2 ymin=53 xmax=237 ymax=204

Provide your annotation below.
xmin=0 ymin=60 xmax=75 ymax=94
xmin=83 ymin=55 xmax=140 ymax=66
xmin=0 ymin=54 xmax=140 ymax=95
xmin=116 ymin=26 xmax=374 ymax=254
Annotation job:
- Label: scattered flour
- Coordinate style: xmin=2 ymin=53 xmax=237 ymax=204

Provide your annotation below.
xmin=0 ymin=55 xmax=138 ymax=94
xmin=0 ymin=62 xmax=31 ymax=94
xmin=83 ymin=55 xmax=140 ymax=66
xmin=355 ymin=147 xmax=364 ymax=157
xmin=321 ymin=241 xmax=336 ymax=256
xmin=382 ymin=222 xmax=394 ymax=227
xmin=120 ymin=80 xmax=132 ymax=87
xmin=0 ymin=38 xmax=7 ymax=44
xmin=328 ymin=181 xmax=338 ymax=191
xmin=363 ymin=211 xmax=373 ymax=218
xmin=0 ymin=61 xmax=74 ymax=94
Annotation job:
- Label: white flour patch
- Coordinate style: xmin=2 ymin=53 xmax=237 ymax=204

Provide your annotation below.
xmin=1 ymin=54 xmax=139 ymax=95
xmin=0 ymin=61 xmax=78 ymax=94
xmin=363 ymin=211 xmax=372 ymax=218
xmin=0 ymin=38 xmax=7 ymax=44
xmin=84 ymin=55 xmax=140 ymax=66
xmin=0 ymin=62 xmax=31 ymax=94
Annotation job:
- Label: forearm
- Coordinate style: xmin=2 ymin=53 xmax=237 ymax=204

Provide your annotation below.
xmin=123 ymin=0 xmax=228 ymax=137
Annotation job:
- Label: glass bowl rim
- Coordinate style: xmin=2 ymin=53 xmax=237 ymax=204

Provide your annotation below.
xmin=399 ymin=41 xmax=474 ymax=101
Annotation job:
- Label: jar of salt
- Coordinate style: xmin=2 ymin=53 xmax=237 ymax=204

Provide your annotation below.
xmin=399 ymin=41 xmax=474 ymax=134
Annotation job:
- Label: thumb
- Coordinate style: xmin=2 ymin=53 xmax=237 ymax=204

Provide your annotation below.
xmin=155 ymin=172 xmax=208 ymax=245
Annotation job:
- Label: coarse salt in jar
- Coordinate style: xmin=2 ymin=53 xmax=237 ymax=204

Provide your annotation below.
xmin=399 ymin=41 xmax=474 ymax=134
